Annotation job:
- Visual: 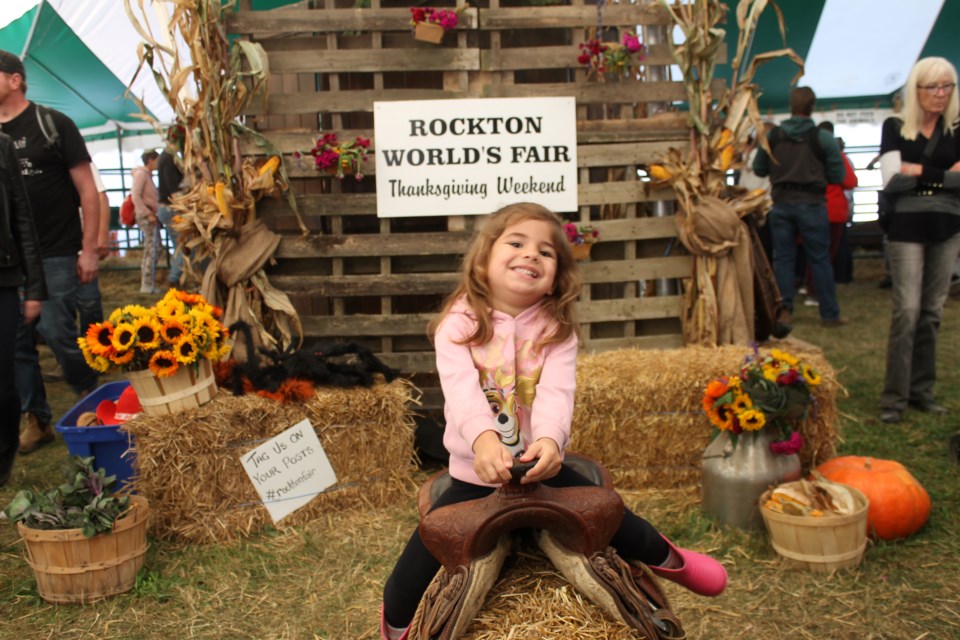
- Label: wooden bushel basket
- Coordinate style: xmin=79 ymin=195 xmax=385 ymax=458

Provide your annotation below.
xmin=414 ymin=21 xmax=445 ymax=44
xmin=126 ymin=358 xmax=217 ymax=416
xmin=759 ymin=486 xmax=869 ymax=572
xmin=17 ymin=495 xmax=150 ymax=604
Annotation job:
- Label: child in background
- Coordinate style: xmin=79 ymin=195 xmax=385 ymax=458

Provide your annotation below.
xmin=380 ymin=202 xmax=727 ymax=640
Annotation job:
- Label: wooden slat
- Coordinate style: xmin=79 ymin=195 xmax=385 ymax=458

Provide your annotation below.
xmin=578 ymin=141 xmax=679 ymax=166
xmin=584 ymin=334 xmax=685 ymax=352
xmin=276 ymin=231 xmax=472 ymax=258
xmin=301 ymin=313 xmax=434 ymax=337
xmin=481 ymin=43 xmax=676 ymax=71
xmin=266 ymin=47 xmax=481 ymax=73
xmin=579 ymin=182 xmax=675 ymax=206
xmin=259 ymin=193 xmax=377 ymax=217
xmin=478 ymin=5 xmax=671 ymax=29
xmin=227 ymin=8 xmax=478 ymax=35
xmin=271 ymin=273 xmax=458 ymax=297
xmin=378 ymin=351 xmax=437 ymax=374
xmin=580 ymin=255 xmax=691 ymax=283
xmin=578 ymin=296 xmax=683 ymax=322
xmin=249 ymin=79 xmax=724 ymax=116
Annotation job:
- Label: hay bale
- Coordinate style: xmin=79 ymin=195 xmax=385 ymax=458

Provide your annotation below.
xmin=122 ymin=379 xmax=419 ymax=543
xmin=572 ymin=340 xmax=839 ymax=489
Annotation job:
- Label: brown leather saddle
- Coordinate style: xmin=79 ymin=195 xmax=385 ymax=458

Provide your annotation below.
xmin=408 ymin=454 xmax=685 ymax=640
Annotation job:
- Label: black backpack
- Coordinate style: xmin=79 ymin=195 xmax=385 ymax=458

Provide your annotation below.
xmin=768 ymin=126 xmax=826 ymax=166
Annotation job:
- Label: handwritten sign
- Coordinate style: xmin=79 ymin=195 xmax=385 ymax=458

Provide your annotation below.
xmin=374 ymin=97 xmax=578 ymax=217
xmin=239 ymin=419 xmax=337 ymax=523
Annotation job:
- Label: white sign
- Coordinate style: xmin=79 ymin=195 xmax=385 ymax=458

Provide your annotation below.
xmin=374 ymin=97 xmax=578 ymax=217
xmin=239 ymin=419 xmax=337 ymax=523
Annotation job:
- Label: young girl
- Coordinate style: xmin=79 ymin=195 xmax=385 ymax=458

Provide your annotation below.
xmin=381 ymin=203 xmax=727 ymax=640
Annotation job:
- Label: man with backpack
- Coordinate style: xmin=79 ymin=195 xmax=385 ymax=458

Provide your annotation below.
xmin=753 ymin=86 xmax=849 ymax=328
xmin=0 ymin=50 xmax=101 ymax=454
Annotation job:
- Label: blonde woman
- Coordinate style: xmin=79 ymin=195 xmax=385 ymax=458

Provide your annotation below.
xmin=878 ymin=57 xmax=960 ymax=423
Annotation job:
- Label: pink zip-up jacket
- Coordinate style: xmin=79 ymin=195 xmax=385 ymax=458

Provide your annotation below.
xmin=436 ymin=298 xmax=579 ymax=487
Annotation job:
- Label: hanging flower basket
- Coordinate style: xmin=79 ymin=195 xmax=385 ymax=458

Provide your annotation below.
xmin=414 ymin=21 xmax=446 ymax=44
xmin=571 ymin=243 xmax=593 ymax=261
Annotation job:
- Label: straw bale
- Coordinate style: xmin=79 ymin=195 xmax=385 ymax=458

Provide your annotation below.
xmin=572 ymin=340 xmax=839 ymax=489
xmin=122 ymin=378 xmax=419 ymax=543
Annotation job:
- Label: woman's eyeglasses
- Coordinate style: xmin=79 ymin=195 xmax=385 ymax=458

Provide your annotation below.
xmin=918 ymin=83 xmax=956 ymax=94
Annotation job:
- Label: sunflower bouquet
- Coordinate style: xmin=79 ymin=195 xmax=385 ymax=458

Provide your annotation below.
xmin=79 ymin=290 xmax=231 ymax=378
xmin=701 ymin=347 xmax=821 ymax=455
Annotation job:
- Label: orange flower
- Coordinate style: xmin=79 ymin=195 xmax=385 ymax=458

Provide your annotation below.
xmin=705 ymin=378 xmax=729 ymax=400
xmin=85 ymin=322 xmax=115 ymax=357
xmin=160 ymin=318 xmax=187 ymax=344
xmin=109 ymin=349 xmax=136 ymax=366
xmin=148 ymin=350 xmax=179 ymax=377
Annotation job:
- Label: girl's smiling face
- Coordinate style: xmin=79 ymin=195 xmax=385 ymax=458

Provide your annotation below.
xmin=486 ymin=218 xmax=558 ymax=317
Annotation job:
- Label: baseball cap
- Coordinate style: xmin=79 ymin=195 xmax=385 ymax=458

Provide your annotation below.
xmin=0 ymin=50 xmax=26 ymax=79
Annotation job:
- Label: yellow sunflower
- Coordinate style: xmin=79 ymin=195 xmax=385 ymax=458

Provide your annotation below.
xmin=132 ymin=316 xmax=162 ymax=350
xmin=731 ymin=392 xmax=753 ymax=413
xmin=173 ymin=335 xmax=198 ymax=365
xmin=770 ymin=348 xmax=798 ymax=366
xmin=802 ymin=365 xmax=821 ymax=386
xmin=110 ymin=322 xmax=136 ymax=351
xmin=85 ymin=322 xmax=115 ymax=357
xmin=739 ymin=409 xmax=766 ymax=431
xmin=160 ymin=318 xmax=188 ymax=344
xmin=148 ymin=350 xmax=179 ymax=377
xmin=78 ymin=339 xmax=112 ymax=373
xmin=109 ymin=349 xmax=136 ymax=366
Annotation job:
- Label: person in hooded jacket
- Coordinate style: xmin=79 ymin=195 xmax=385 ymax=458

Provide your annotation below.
xmin=754 ymin=87 xmax=848 ymax=328
xmin=0 ymin=131 xmax=46 ymax=485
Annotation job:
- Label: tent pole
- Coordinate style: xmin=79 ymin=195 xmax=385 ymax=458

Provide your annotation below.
xmin=19 ymin=0 xmax=43 ymax=58
xmin=117 ymin=125 xmax=127 ymax=197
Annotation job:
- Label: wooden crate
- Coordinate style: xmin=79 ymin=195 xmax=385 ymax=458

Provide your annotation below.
xmin=229 ymin=0 xmax=717 ymax=405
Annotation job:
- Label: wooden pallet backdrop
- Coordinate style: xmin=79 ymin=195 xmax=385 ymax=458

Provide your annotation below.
xmin=229 ymin=0 xmax=721 ymax=407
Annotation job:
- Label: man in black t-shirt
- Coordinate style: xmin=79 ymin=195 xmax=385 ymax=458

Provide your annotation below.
xmin=0 ymin=50 xmax=101 ymax=454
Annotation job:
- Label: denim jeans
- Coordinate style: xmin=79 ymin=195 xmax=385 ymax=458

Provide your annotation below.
xmin=15 ymin=255 xmax=99 ymax=424
xmin=76 ymin=276 xmax=103 ymax=333
xmin=881 ymin=234 xmax=960 ymax=410
xmin=157 ymin=205 xmax=183 ymax=286
xmin=769 ymin=202 xmax=841 ymax=320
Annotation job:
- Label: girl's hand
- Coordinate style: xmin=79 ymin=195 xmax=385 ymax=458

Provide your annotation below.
xmin=518 ymin=438 xmax=561 ymax=484
xmin=472 ymin=430 xmax=513 ymax=484
xmin=901 ymin=162 xmax=923 ymax=177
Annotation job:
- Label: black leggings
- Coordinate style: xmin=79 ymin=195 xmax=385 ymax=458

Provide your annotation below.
xmin=382 ymin=463 xmax=669 ymax=628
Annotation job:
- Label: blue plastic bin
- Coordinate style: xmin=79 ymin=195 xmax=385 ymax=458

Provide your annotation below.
xmin=55 ymin=381 xmax=137 ymax=490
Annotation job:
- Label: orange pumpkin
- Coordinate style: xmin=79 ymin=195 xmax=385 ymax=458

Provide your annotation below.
xmin=816 ymin=456 xmax=931 ymax=541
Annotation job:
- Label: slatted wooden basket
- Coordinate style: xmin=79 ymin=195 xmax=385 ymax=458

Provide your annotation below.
xmin=16 ymin=495 xmax=150 ymax=604
xmin=760 ymin=487 xmax=869 ymax=572
xmin=126 ymin=359 xmax=217 ymax=416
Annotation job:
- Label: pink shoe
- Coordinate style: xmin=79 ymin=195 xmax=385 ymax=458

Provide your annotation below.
xmin=648 ymin=535 xmax=728 ymax=597
xmin=380 ymin=605 xmax=409 ymax=640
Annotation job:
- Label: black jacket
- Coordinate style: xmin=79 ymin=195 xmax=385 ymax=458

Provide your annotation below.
xmin=0 ymin=132 xmax=46 ymax=300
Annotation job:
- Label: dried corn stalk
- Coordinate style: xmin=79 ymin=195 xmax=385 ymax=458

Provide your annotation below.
xmin=124 ymin=0 xmax=304 ymax=355
xmin=649 ymin=0 xmax=803 ymax=346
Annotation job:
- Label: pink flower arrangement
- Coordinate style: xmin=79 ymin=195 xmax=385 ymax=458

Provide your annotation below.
xmin=307 ymin=132 xmax=370 ymax=181
xmin=577 ymin=31 xmax=645 ymax=77
xmin=564 ymin=223 xmax=599 ymax=246
xmin=410 ymin=7 xmax=460 ymax=31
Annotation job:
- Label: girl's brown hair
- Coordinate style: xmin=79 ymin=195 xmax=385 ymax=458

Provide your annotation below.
xmin=428 ymin=202 xmax=582 ymax=349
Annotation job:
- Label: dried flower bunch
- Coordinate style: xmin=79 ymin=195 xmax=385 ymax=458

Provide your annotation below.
xmin=409 ymin=6 xmax=461 ymax=31
xmin=577 ymin=31 xmax=645 ymax=78
xmin=79 ymin=289 xmax=230 ymax=378
xmin=702 ymin=347 xmax=821 ymax=455
xmin=564 ymin=223 xmax=600 ymax=246
xmin=306 ymin=132 xmax=371 ymax=180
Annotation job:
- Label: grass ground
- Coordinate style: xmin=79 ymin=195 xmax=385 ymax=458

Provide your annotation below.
xmin=1 ymin=255 xmax=958 ymax=640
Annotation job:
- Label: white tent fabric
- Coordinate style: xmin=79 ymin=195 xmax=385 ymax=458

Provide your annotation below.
xmin=0 ymin=0 xmax=187 ymax=136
